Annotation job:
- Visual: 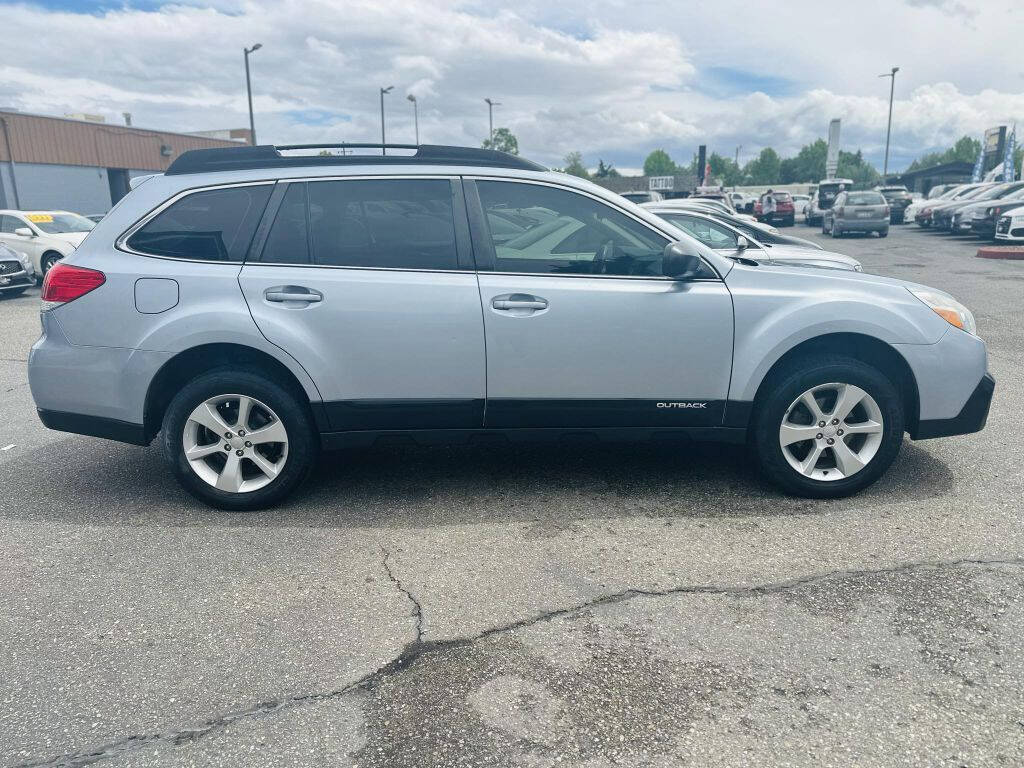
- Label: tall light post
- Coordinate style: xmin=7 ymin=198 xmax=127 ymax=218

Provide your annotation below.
xmin=484 ymin=97 xmax=501 ymax=143
xmin=879 ymin=66 xmax=899 ymax=178
xmin=380 ymin=85 xmax=394 ymax=154
xmin=243 ymin=43 xmax=262 ymax=145
xmin=407 ymin=93 xmax=419 ymax=145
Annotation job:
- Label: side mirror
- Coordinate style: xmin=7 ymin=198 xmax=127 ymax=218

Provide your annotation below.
xmin=14 ymin=227 xmax=35 ymax=238
xmin=662 ymin=241 xmax=703 ymax=279
xmin=736 ymin=235 xmax=749 ymax=250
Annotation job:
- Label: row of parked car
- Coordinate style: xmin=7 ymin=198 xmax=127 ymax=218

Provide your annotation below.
xmin=905 ymin=180 xmax=1024 ymax=242
xmin=0 ymin=209 xmax=102 ymax=297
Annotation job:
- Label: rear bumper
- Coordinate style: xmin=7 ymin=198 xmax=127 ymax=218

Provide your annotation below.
xmin=37 ymin=409 xmax=149 ymax=445
xmin=912 ymin=373 xmax=995 ymax=440
xmin=836 ymin=219 xmax=887 ymax=232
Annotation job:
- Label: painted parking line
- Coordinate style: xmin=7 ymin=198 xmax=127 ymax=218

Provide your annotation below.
xmin=1 ymin=444 xmax=15 ymax=451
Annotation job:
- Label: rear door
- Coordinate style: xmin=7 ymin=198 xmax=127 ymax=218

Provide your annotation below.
xmin=238 ymin=176 xmax=486 ymax=431
xmin=467 ymin=178 xmax=734 ymax=430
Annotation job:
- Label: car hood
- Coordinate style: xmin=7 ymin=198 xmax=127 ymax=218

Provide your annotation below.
xmin=747 ymin=245 xmax=861 ymax=271
xmin=49 ymin=232 xmax=89 ymax=247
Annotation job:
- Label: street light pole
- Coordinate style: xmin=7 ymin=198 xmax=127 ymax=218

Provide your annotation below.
xmin=484 ymin=97 xmax=501 ymax=143
xmin=243 ymin=43 xmax=262 ymax=145
xmin=879 ymin=66 xmax=899 ymax=179
xmin=380 ymin=86 xmax=394 ymax=154
xmin=407 ymin=94 xmax=419 ymax=145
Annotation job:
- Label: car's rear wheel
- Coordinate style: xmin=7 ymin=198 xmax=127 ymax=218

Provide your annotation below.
xmin=161 ymin=369 xmax=318 ymax=510
xmin=752 ymin=356 xmax=904 ymax=498
xmin=1 ymin=288 xmax=27 ymax=299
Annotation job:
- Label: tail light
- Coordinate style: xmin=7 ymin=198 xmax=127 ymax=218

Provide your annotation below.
xmin=41 ymin=263 xmax=105 ymax=307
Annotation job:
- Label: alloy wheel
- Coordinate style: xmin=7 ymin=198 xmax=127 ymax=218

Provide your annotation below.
xmin=778 ymin=382 xmax=884 ymax=481
xmin=182 ymin=394 xmax=289 ymax=493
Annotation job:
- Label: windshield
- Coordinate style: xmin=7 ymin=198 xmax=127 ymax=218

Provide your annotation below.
xmin=27 ymin=212 xmax=95 ymax=234
xmin=968 ymin=185 xmax=1009 ymax=202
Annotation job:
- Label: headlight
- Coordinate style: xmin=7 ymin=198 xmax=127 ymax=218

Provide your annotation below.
xmin=908 ymin=288 xmax=977 ymax=335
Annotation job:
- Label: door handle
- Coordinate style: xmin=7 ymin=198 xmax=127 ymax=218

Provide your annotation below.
xmin=491 ymin=293 xmax=548 ymax=311
xmin=264 ymin=286 xmax=323 ymax=303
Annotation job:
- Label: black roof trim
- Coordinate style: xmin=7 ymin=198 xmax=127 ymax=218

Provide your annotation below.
xmin=165 ymin=143 xmax=547 ymax=175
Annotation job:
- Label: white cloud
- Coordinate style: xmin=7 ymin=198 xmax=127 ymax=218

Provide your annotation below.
xmin=0 ymin=0 xmax=1020 ymax=171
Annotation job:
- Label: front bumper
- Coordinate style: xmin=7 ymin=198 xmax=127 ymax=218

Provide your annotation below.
xmin=0 ymin=265 xmax=33 ymax=292
xmin=913 ymin=373 xmax=995 ymax=440
xmin=970 ymin=218 xmax=996 ymax=238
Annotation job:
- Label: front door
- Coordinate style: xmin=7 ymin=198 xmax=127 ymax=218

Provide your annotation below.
xmin=238 ymin=177 xmax=486 ymax=432
xmin=467 ymin=179 xmax=734 ymax=429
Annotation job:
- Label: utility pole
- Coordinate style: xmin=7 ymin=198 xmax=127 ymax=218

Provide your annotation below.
xmin=879 ymin=66 xmax=899 ymax=178
xmin=484 ymin=97 xmax=501 ymax=143
xmin=380 ymin=86 xmax=394 ymax=154
xmin=243 ymin=43 xmax=262 ymax=145
xmin=407 ymin=94 xmax=419 ymax=145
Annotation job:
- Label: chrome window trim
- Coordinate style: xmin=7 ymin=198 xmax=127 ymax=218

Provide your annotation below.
xmin=466 ymin=175 xmax=724 ymax=281
xmin=116 ymin=180 xmax=276 ymax=263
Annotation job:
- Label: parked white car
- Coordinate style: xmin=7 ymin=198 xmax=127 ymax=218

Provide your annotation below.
xmin=0 ymin=210 xmax=95 ymax=280
xmin=995 ymin=210 xmax=1024 ymax=242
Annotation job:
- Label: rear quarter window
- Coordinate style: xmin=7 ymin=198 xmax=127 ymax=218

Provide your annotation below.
xmin=126 ymin=184 xmax=272 ymax=261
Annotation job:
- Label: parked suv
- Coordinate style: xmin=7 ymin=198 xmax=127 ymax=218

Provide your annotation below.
xmin=754 ymin=191 xmax=795 ymax=226
xmin=29 ymin=144 xmax=994 ymax=510
xmin=876 ymin=186 xmax=913 ymax=224
xmin=823 ymin=190 xmax=890 ymax=237
xmin=805 ymin=178 xmax=854 ymax=226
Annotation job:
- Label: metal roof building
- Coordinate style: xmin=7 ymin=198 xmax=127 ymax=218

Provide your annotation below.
xmin=0 ymin=110 xmax=251 ymax=214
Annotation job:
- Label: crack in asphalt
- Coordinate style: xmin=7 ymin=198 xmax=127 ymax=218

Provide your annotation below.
xmin=14 ymin=555 xmax=1024 ymax=768
xmin=379 ymin=544 xmax=424 ymax=643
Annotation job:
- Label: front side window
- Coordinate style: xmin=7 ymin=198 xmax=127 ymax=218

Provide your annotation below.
xmin=127 ymin=185 xmax=272 ymax=261
xmin=307 ymin=179 xmax=458 ymax=270
xmin=0 ymin=215 xmax=23 ymax=234
xmin=476 ymin=181 xmax=669 ymax=276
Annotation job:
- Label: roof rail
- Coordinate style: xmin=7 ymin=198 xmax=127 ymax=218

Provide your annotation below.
xmin=165 ymin=143 xmax=547 ymax=175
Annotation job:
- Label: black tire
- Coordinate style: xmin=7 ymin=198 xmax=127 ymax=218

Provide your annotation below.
xmin=41 ymin=252 xmax=62 ymax=275
xmin=751 ymin=355 xmax=904 ymax=498
xmin=160 ymin=368 xmax=318 ymax=511
xmin=1 ymin=288 xmax=27 ymax=299
xmin=878 ymin=228 xmax=889 ymax=238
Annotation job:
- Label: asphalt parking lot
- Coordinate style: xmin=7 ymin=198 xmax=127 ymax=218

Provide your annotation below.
xmin=2 ymin=224 xmax=1023 ymax=767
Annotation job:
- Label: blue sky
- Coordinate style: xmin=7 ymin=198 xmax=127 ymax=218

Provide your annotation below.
xmin=2 ymin=0 xmax=1022 ymax=174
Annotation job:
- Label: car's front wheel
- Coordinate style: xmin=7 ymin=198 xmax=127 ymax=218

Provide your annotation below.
xmin=752 ymin=356 xmax=904 ymax=498
xmin=161 ymin=369 xmax=318 ymax=510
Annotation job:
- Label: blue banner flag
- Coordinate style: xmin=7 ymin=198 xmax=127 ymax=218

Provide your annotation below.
xmin=971 ymin=144 xmax=985 ymax=182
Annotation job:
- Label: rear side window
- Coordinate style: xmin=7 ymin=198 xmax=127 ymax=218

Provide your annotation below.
xmin=127 ymin=185 xmax=272 ymax=261
xmin=307 ymin=179 xmax=458 ymax=270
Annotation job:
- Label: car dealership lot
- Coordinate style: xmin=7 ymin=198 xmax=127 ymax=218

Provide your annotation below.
xmin=2 ymin=225 xmax=1023 ymax=767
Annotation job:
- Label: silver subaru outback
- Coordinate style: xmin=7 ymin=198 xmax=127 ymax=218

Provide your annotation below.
xmin=28 ymin=144 xmax=994 ymax=510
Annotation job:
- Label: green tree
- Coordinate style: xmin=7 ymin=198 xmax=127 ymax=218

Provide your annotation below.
xmin=837 ymin=149 xmax=881 ymax=184
xmin=743 ymin=147 xmax=781 ymax=185
xmin=706 ymin=152 xmax=742 ymax=186
xmin=906 ymin=135 xmax=981 ymax=171
xmin=594 ymin=159 xmax=620 ymax=178
xmin=643 ymin=149 xmax=678 ymax=176
xmin=781 ymin=139 xmax=828 ymax=182
xmin=562 ymin=151 xmax=590 ymax=178
xmin=482 ymin=127 xmax=519 ymax=155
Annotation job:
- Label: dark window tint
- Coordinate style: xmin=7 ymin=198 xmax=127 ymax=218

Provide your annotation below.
xmin=476 ymin=181 xmax=669 ymax=276
xmin=308 ymin=179 xmax=457 ymax=270
xmin=260 ymin=183 xmax=309 ymax=264
xmin=127 ymin=185 xmax=272 ymax=261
